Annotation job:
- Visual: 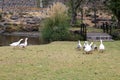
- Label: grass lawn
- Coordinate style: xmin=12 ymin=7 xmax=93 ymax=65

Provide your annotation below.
xmin=70 ymin=27 xmax=103 ymax=33
xmin=0 ymin=41 xmax=120 ymax=80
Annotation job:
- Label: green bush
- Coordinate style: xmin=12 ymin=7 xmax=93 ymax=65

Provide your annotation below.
xmin=41 ymin=2 xmax=84 ymax=42
xmin=68 ymin=33 xmax=84 ymax=41
xmin=42 ymin=15 xmax=70 ymax=42
xmin=111 ymin=29 xmax=120 ymax=40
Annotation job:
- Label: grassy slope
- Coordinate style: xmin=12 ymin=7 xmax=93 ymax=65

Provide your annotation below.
xmin=0 ymin=41 xmax=120 ymax=80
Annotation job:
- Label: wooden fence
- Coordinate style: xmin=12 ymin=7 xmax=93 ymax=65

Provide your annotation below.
xmin=72 ymin=23 xmax=87 ymax=40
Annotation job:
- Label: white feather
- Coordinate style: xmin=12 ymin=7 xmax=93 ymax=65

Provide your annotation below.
xmin=10 ymin=39 xmax=23 ymax=47
xmin=19 ymin=38 xmax=28 ymax=48
xmin=77 ymin=40 xmax=82 ymax=49
xmin=99 ymin=40 xmax=105 ymax=52
xmin=99 ymin=39 xmax=105 ymax=50
xmin=84 ymin=41 xmax=92 ymax=53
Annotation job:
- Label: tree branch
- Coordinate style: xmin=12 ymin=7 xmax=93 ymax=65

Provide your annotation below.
xmin=75 ymin=0 xmax=83 ymax=10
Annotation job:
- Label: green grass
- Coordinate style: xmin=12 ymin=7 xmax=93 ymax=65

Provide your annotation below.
xmin=87 ymin=27 xmax=103 ymax=33
xmin=70 ymin=27 xmax=103 ymax=33
xmin=0 ymin=41 xmax=120 ymax=80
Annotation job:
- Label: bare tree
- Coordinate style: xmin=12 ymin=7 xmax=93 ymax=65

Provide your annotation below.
xmin=68 ymin=0 xmax=83 ymax=25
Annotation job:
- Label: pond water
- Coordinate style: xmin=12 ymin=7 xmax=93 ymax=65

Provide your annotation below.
xmin=0 ymin=35 xmax=41 ymax=46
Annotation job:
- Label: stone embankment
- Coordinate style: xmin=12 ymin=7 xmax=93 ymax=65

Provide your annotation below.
xmin=2 ymin=32 xmax=40 ymax=37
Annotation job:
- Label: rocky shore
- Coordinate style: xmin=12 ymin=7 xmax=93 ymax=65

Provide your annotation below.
xmin=2 ymin=32 xmax=40 ymax=37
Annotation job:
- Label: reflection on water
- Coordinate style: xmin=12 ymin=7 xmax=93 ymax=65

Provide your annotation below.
xmin=0 ymin=35 xmax=41 ymax=46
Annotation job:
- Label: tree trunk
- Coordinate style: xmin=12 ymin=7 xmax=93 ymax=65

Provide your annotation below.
xmin=117 ymin=16 xmax=120 ymax=29
xmin=93 ymin=1 xmax=97 ymax=27
xmin=117 ymin=19 xmax=120 ymax=29
xmin=94 ymin=8 xmax=97 ymax=27
xmin=2 ymin=0 xmax=4 ymax=11
xmin=69 ymin=0 xmax=83 ymax=25
xmin=71 ymin=10 xmax=77 ymax=25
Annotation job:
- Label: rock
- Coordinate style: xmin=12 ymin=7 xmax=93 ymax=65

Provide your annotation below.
xmin=10 ymin=15 xmax=19 ymax=20
xmin=21 ymin=24 xmax=39 ymax=32
xmin=26 ymin=20 xmax=36 ymax=24
xmin=5 ymin=27 xmax=17 ymax=33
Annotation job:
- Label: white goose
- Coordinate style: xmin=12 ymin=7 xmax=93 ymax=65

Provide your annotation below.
xmin=83 ymin=41 xmax=87 ymax=49
xmin=19 ymin=38 xmax=28 ymax=48
xmin=84 ymin=41 xmax=92 ymax=54
xmin=99 ymin=39 xmax=105 ymax=53
xmin=77 ymin=40 xmax=82 ymax=50
xmin=10 ymin=39 xmax=23 ymax=48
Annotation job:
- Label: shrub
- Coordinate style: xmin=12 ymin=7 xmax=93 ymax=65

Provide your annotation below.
xmin=42 ymin=16 xmax=70 ymax=42
xmin=111 ymin=29 xmax=120 ymax=40
xmin=41 ymin=2 xmax=70 ymax=42
xmin=68 ymin=33 xmax=84 ymax=41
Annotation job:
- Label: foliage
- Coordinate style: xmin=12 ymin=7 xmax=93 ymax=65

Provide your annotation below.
xmin=105 ymin=0 xmax=120 ymax=18
xmin=68 ymin=33 xmax=84 ymax=41
xmin=42 ymin=16 xmax=70 ymax=42
xmin=42 ymin=0 xmax=52 ymax=7
xmin=46 ymin=2 xmax=68 ymax=18
xmin=68 ymin=0 xmax=83 ymax=25
xmin=38 ymin=2 xmax=69 ymax=19
xmin=41 ymin=2 xmax=70 ymax=42
xmin=104 ymin=0 xmax=120 ymax=28
xmin=111 ymin=15 xmax=117 ymax=22
xmin=111 ymin=29 xmax=120 ymax=40
xmin=36 ymin=0 xmax=40 ymax=8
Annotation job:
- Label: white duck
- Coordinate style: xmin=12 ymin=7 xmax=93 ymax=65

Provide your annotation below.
xmin=10 ymin=39 xmax=23 ymax=48
xmin=84 ymin=41 xmax=92 ymax=54
xmin=19 ymin=38 xmax=28 ymax=48
xmin=77 ymin=40 xmax=82 ymax=50
xmin=83 ymin=41 xmax=87 ymax=49
xmin=99 ymin=39 xmax=105 ymax=53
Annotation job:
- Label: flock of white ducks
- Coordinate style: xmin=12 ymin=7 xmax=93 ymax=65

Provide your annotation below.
xmin=77 ymin=39 xmax=105 ymax=54
xmin=10 ymin=38 xmax=28 ymax=48
xmin=10 ymin=38 xmax=105 ymax=53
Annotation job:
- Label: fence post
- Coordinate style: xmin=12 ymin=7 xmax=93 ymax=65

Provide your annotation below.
xmin=84 ymin=24 xmax=87 ymax=40
xmin=109 ymin=25 xmax=112 ymax=35
xmin=105 ymin=22 xmax=109 ymax=33
xmin=109 ymin=23 xmax=113 ymax=35
xmin=80 ymin=23 xmax=87 ymax=40
xmin=80 ymin=24 xmax=83 ymax=35
xmin=101 ymin=23 xmax=103 ymax=29
xmin=102 ymin=22 xmax=105 ymax=33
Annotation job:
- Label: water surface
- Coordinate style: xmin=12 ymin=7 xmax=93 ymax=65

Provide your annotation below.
xmin=0 ymin=35 xmax=41 ymax=46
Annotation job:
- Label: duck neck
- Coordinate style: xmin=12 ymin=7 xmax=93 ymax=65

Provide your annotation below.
xmin=86 ymin=43 xmax=89 ymax=46
xmin=78 ymin=41 xmax=80 ymax=45
xmin=25 ymin=39 xmax=28 ymax=45
xmin=19 ymin=39 xmax=22 ymax=42
xmin=90 ymin=42 xmax=93 ymax=47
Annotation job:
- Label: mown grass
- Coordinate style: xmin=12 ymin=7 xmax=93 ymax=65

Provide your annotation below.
xmin=70 ymin=27 xmax=103 ymax=33
xmin=0 ymin=41 xmax=120 ymax=80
